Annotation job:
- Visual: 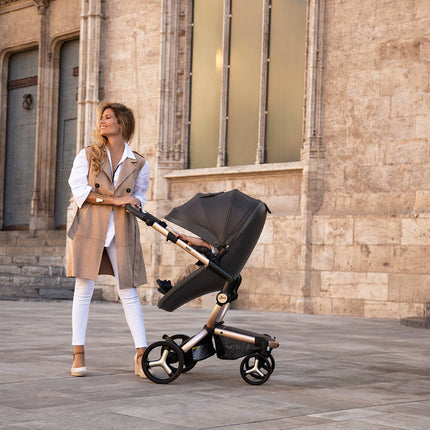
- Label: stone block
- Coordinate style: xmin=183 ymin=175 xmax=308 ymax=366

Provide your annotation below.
xmin=333 ymin=245 xmax=362 ymax=272
xmin=351 ymin=139 xmax=385 ymax=167
xmin=39 ymin=287 xmax=74 ymax=300
xmin=417 ymin=0 xmax=430 ymax=19
xmin=388 ymin=273 xmax=430 ymax=302
xmin=386 ymin=139 xmax=427 ymax=165
xmin=0 ymin=265 xmax=21 ymax=275
xmin=11 ymin=255 xmax=38 ymax=265
xmin=311 ymin=218 xmax=325 ymax=245
xmin=311 ymin=297 xmax=365 ymax=317
xmin=263 ymin=195 xmax=300 ymax=216
xmin=0 ymin=286 xmax=39 ymax=298
xmin=263 ymin=243 xmax=300 ymax=270
xmin=311 ymin=245 xmax=335 ymax=271
xmin=410 ymin=164 xmax=430 ymax=190
xmin=272 ymin=217 xmax=302 ymax=245
xmin=401 ymin=217 xmax=430 ymax=245
xmin=13 ymin=275 xmax=60 ymax=288
xmin=354 ymin=217 xmax=401 ymax=245
xmin=39 ymin=256 xmax=65 ymax=266
xmin=393 ymin=245 xmax=430 ymax=273
xmin=358 ymin=165 xmax=411 ymax=193
xmin=416 ymin=113 xmax=430 ymax=139
xmin=248 ymin=292 xmax=290 ymax=312
xmin=337 ymin=192 xmax=416 ymax=215
xmin=391 ymin=92 xmax=430 ymax=119
xmin=0 ymin=256 xmax=12 ymax=265
xmin=246 ymin=244 xmax=265 ymax=269
xmin=0 ymin=274 xmax=13 ymax=286
xmin=0 ymin=231 xmax=18 ymax=245
xmin=414 ymin=191 xmax=430 ymax=212
xmin=324 ymin=218 xmax=354 ymax=245
xmin=419 ymin=36 xmax=430 ymax=62
xmin=363 ymin=300 xmax=402 ymax=319
xmin=258 ymin=220 xmax=274 ymax=245
xmin=21 ymin=266 xmax=64 ymax=277
xmin=399 ymin=301 xmax=426 ymax=318
xmin=377 ymin=38 xmax=421 ymax=67
xmin=242 ymin=267 xmax=301 ymax=296
xmin=320 ymin=271 xmax=388 ymax=301
xmin=159 ymin=244 xmax=176 ymax=266
xmin=360 ymin=244 xmax=395 ymax=273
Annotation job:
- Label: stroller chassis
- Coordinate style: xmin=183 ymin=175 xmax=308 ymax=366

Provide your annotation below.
xmin=127 ymin=204 xmax=279 ymax=385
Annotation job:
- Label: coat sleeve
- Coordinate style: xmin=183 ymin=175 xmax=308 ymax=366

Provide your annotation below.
xmin=133 ymin=161 xmax=150 ymax=209
xmin=68 ymin=148 xmax=92 ymax=208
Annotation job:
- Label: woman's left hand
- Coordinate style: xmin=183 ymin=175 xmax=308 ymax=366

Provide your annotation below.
xmin=130 ymin=196 xmax=141 ymax=209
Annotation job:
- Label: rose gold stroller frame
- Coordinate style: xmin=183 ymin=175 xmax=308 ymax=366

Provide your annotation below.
xmin=127 ymin=205 xmax=279 ymax=385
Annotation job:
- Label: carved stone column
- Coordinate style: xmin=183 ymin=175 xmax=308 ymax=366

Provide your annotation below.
xmin=76 ymin=0 xmax=102 ymax=152
xmin=157 ymin=0 xmax=190 ymax=170
xmin=299 ymin=0 xmax=326 ymax=313
xmin=67 ymin=0 xmax=101 ymax=236
xmin=30 ymin=0 xmax=53 ymax=230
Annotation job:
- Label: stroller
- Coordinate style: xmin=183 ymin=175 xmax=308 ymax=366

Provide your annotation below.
xmin=127 ymin=189 xmax=279 ymax=385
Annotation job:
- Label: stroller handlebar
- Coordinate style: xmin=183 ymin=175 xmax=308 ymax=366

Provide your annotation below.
xmin=125 ymin=204 xmax=166 ymax=227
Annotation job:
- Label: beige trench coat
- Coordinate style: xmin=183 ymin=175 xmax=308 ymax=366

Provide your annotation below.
xmin=66 ymin=147 xmax=147 ymax=289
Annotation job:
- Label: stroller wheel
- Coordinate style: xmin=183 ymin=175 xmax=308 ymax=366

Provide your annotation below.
xmin=240 ymin=352 xmax=272 ymax=385
xmin=169 ymin=334 xmax=197 ymax=373
xmin=142 ymin=340 xmax=184 ymax=384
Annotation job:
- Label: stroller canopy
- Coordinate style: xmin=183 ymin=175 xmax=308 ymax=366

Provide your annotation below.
xmin=165 ymin=189 xmax=268 ymax=250
xmin=158 ymin=190 xmax=270 ymax=312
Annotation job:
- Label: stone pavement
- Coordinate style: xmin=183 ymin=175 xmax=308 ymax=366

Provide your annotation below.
xmin=1 ymin=300 xmax=429 ymax=430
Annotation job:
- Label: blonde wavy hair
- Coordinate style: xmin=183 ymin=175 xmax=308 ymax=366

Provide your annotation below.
xmin=89 ymin=101 xmax=135 ymax=175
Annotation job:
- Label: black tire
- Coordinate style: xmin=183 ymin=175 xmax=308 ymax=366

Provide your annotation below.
xmin=240 ymin=352 xmax=272 ymax=385
xmin=142 ymin=340 xmax=184 ymax=384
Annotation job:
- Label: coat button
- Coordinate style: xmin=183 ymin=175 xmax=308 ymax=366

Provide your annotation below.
xmin=126 ymin=188 xmax=131 ymax=193
xmin=95 ymin=183 xmax=100 ymax=188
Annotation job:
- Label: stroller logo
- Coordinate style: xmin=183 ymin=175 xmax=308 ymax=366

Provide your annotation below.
xmin=217 ymin=292 xmax=228 ymax=304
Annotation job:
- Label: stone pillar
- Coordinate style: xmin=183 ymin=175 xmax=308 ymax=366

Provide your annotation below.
xmin=30 ymin=0 xmax=53 ymax=230
xmin=76 ymin=0 xmax=102 ymax=153
xmin=298 ymin=0 xmax=326 ymax=314
xmin=69 ymin=0 xmax=102 ymax=245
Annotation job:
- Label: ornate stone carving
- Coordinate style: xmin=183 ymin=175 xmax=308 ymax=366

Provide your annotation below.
xmin=158 ymin=0 xmax=190 ymax=167
xmin=0 ymin=0 xmax=22 ymax=5
xmin=33 ymin=0 xmax=50 ymax=14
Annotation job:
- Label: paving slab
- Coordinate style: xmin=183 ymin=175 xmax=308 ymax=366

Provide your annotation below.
xmin=0 ymin=300 xmax=429 ymax=429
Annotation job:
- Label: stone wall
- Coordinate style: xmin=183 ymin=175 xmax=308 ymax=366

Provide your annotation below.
xmin=80 ymin=0 xmax=430 ymax=318
xmin=308 ymin=0 xmax=430 ymax=318
xmin=1 ymin=0 xmax=429 ymax=319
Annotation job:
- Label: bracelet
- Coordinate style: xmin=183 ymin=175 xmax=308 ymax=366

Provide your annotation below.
xmin=96 ymin=197 xmax=103 ymax=203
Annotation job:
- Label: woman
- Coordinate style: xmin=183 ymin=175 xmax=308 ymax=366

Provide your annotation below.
xmin=67 ymin=101 xmax=149 ymax=378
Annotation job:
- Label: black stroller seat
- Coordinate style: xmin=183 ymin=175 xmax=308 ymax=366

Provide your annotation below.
xmin=158 ymin=190 xmax=269 ymax=311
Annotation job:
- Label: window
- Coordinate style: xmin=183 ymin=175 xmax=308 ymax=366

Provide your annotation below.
xmin=188 ymin=0 xmax=307 ymax=168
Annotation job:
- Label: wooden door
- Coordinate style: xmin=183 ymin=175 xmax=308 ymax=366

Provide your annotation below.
xmin=54 ymin=39 xmax=79 ymax=228
xmin=4 ymin=49 xmax=38 ymax=229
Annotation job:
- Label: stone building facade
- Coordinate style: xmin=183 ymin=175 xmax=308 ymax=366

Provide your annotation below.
xmin=1 ymin=0 xmax=429 ymax=319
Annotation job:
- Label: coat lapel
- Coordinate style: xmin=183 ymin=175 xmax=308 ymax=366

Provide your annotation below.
xmin=100 ymin=156 xmax=114 ymax=189
xmin=116 ymin=157 xmax=137 ymax=189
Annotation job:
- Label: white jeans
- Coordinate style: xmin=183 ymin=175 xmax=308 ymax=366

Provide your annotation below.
xmin=72 ymin=239 xmax=147 ymax=348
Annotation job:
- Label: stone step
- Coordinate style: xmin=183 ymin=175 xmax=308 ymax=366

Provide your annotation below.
xmin=0 ymin=230 xmax=73 ymax=301
xmin=0 ymin=274 xmax=75 ymax=300
xmin=0 ymin=230 xmax=66 ymax=247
